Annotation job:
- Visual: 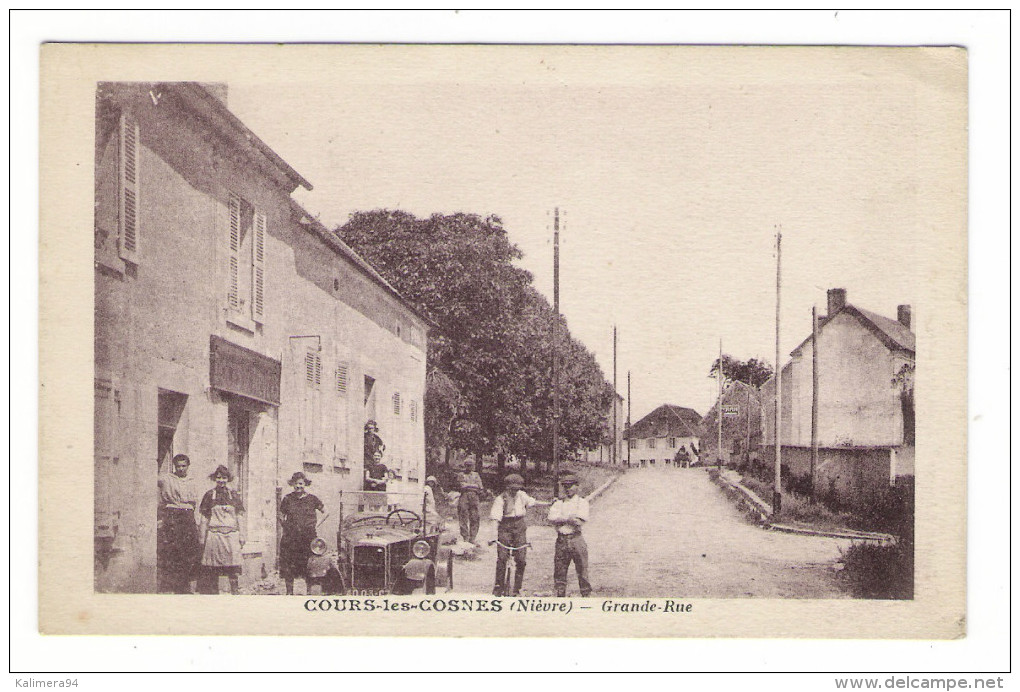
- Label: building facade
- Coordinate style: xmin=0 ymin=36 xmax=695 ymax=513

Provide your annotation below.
xmin=701 ymin=380 xmax=765 ymax=465
xmin=624 ymin=404 xmax=701 ymax=467
xmin=762 ymin=288 xmax=915 ymax=501
xmin=94 ymin=83 xmax=428 ymax=593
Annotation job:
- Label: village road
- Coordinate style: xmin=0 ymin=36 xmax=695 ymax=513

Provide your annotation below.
xmin=450 ymin=467 xmax=853 ymax=598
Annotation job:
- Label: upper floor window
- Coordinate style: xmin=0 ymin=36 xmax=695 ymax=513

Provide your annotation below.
xmin=227 ymin=192 xmax=266 ymax=324
xmin=647 ymin=438 xmax=656 ymax=449
xmin=118 ymin=113 xmax=141 ymax=264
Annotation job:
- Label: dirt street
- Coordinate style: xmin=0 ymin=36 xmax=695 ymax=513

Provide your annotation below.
xmin=450 ymin=467 xmax=852 ymax=598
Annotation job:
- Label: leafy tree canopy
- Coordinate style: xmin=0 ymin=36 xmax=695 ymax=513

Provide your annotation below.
xmin=708 ymin=354 xmax=774 ymax=389
xmin=337 ymin=210 xmax=611 ymax=463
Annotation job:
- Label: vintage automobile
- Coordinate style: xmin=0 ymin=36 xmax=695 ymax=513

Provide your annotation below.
xmin=332 ymin=490 xmax=453 ymax=595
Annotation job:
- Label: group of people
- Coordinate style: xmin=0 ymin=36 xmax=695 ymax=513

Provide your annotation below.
xmin=156 ymin=454 xmax=247 ymax=595
xmin=452 ymin=460 xmax=592 ymax=598
xmin=158 ymin=456 xmax=330 ymax=596
xmin=157 ymin=441 xmax=593 ymax=598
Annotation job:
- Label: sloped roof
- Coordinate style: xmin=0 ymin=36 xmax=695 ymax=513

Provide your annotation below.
xmin=791 ymin=304 xmax=915 ymax=356
xmin=852 ymin=306 xmax=915 ymax=353
xmin=625 ymin=404 xmax=702 ymax=440
xmin=168 ymin=82 xmax=313 ymax=193
xmin=703 ymin=380 xmax=762 ymax=421
xmin=289 ymin=199 xmax=436 ymax=329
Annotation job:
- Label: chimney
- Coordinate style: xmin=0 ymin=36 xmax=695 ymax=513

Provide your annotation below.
xmin=897 ymin=304 xmax=912 ymax=329
xmin=827 ymin=288 xmax=847 ymax=317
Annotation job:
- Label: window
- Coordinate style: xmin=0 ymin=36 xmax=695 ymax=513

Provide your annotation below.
xmin=393 ymin=392 xmax=401 ymax=416
xmin=629 ymin=439 xmax=637 ymax=450
xmin=119 ymin=113 xmax=140 ymax=263
xmin=335 ymin=362 xmax=349 ymax=395
xmin=669 ymin=437 xmax=677 ymax=449
xmin=648 ymin=438 xmax=656 ymax=449
xmin=305 ymin=351 xmax=322 ymax=388
xmin=227 ymin=193 xmax=267 ymax=324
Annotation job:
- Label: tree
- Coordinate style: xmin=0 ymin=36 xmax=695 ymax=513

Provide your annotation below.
xmin=337 ymin=210 xmax=612 ymax=468
xmin=892 ymin=361 xmax=915 ymax=446
xmin=708 ymin=354 xmax=774 ymax=389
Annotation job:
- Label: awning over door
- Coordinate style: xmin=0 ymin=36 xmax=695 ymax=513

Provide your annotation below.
xmin=209 ymin=335 xmax=282 ymax=406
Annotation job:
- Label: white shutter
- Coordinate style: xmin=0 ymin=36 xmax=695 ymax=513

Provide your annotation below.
xmin=335 ymin=362 xmax=349 ymax=395
xmin=118 ymin=114 xmax=140 ymax=263
xmin=227 ymin=194 xmax=241 ymax=310
xmin=252 ymin=211 xmax=267 ymax=322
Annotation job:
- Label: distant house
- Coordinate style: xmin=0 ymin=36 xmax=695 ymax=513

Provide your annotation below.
xmin=701 ymin=380 xmax=764 ymax=465
xmin=624 ymin=404 xmax=701 ymax=467
xmin=762 ymin=288 xmax=915 ymax=502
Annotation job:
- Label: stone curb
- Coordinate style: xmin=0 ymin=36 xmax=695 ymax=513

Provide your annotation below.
xmin=585 ymin=473 xmax=621 ymax=503
xmin=768 ymin=522 xmax=897 ymax=545
xmin=713 ymin=470 xmax=897 ymax=545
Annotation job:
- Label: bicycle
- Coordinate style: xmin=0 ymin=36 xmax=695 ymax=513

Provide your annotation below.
xmin=488 ymin=539 xmax=531 ymax=597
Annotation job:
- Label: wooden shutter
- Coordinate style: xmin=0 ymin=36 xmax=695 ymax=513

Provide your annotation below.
xmin=252 ymin=211 xmax=267 ymax=322
xmin=305 ymin=351 xmax=322 ymax=388
xmin=335 ymin=362 xmax=349 ymax=395
xmin=118 ymin=114 xmax=140 ymax=263
xmin=228 ymin=194 xmax=241 ymax=310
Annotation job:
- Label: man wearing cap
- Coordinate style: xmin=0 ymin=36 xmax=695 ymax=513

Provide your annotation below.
xmin=547 ymin=471 xmax=592 ymax=597
xmin=489 ymin=473 xmax=548 ymax=596
xmin=456 ymin=460 xmax=485 ymax=544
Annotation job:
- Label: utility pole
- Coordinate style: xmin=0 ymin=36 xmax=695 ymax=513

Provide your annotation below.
xmin=717 ymin=338 xmax=723 ymax=471
xmin=552 ymin=207 xmax=561 ymax=493
xmin=745 ymin=385 xmax=751 ymax=468
xmin=627 ymin=370 xmax=632 ymax=468
xmin=810 ymin=305 xmax=819 ymax=504
xmin=773 ymin=226 xmax=783 ymax=516
xmin=612 ymin=325 xmax=618 ymax=467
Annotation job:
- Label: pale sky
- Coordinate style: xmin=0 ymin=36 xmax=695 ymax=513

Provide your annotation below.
xmin=226 ymin=47 xmax=931 ymax=419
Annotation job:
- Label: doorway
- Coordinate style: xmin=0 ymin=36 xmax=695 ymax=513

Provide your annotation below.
xmin=227 ymin=402 xmax=253 ymax=505
xmin=156 ymin=389 xmax=187 ymax=593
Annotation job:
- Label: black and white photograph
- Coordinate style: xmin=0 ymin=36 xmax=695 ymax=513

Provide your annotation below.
xmin=34 ymin=36 xmax=975 ymax=645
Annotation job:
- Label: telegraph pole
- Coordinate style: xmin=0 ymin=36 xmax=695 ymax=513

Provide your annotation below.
xmin=810 ymin=305 xmax=819 ymax=503
xmin=717 ymin=338 xmax=723 ymax=470
xmin=627 ymin=370 xmax=632 ymax=468
xmin=745 ymin=385 xmax=751 ymax=467
xmin=552 ymin=207 xmax=561 ymax=492
xmin=612 ymin=325 xmax=618 ymax=466
xmin=773 ymin=227 xmax=783 ymax=516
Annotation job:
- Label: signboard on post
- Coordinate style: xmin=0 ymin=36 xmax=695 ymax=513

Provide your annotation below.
xmin=722 ymin=405 xmax=740 ymax=418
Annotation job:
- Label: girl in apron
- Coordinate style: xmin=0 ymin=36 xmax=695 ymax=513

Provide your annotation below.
xmin=198 ymin=465 xmax=246 ymax=594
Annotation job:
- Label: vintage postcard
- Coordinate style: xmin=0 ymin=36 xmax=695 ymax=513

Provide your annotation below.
xmin=39 ymin=43 xmax=967 ymax=637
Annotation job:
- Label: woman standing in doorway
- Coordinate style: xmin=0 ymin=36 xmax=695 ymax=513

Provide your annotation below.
xmin=278 ymin=471 xmax=328 ymax=596
xmin=197 ymin=465 xmax=246 ymax=595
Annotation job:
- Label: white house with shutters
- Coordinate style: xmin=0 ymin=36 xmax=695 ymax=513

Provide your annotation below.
xmin=93 ymin=82 xmax=429 ymax=593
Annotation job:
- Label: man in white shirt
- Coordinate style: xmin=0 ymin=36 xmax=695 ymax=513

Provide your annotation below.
xmin=547 ymin=471 xmax=592 ymax=597
xmin=489 ymin=473 xmax=548 ymax=596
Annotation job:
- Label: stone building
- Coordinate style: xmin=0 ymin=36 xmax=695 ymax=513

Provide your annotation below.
xmin=624 ymin=404 xmax=701 ymax=467
xmin=762 ymin=288 xmax=915 ymax=501
xmin=93 ymin=82 xmax=428 ymax=592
